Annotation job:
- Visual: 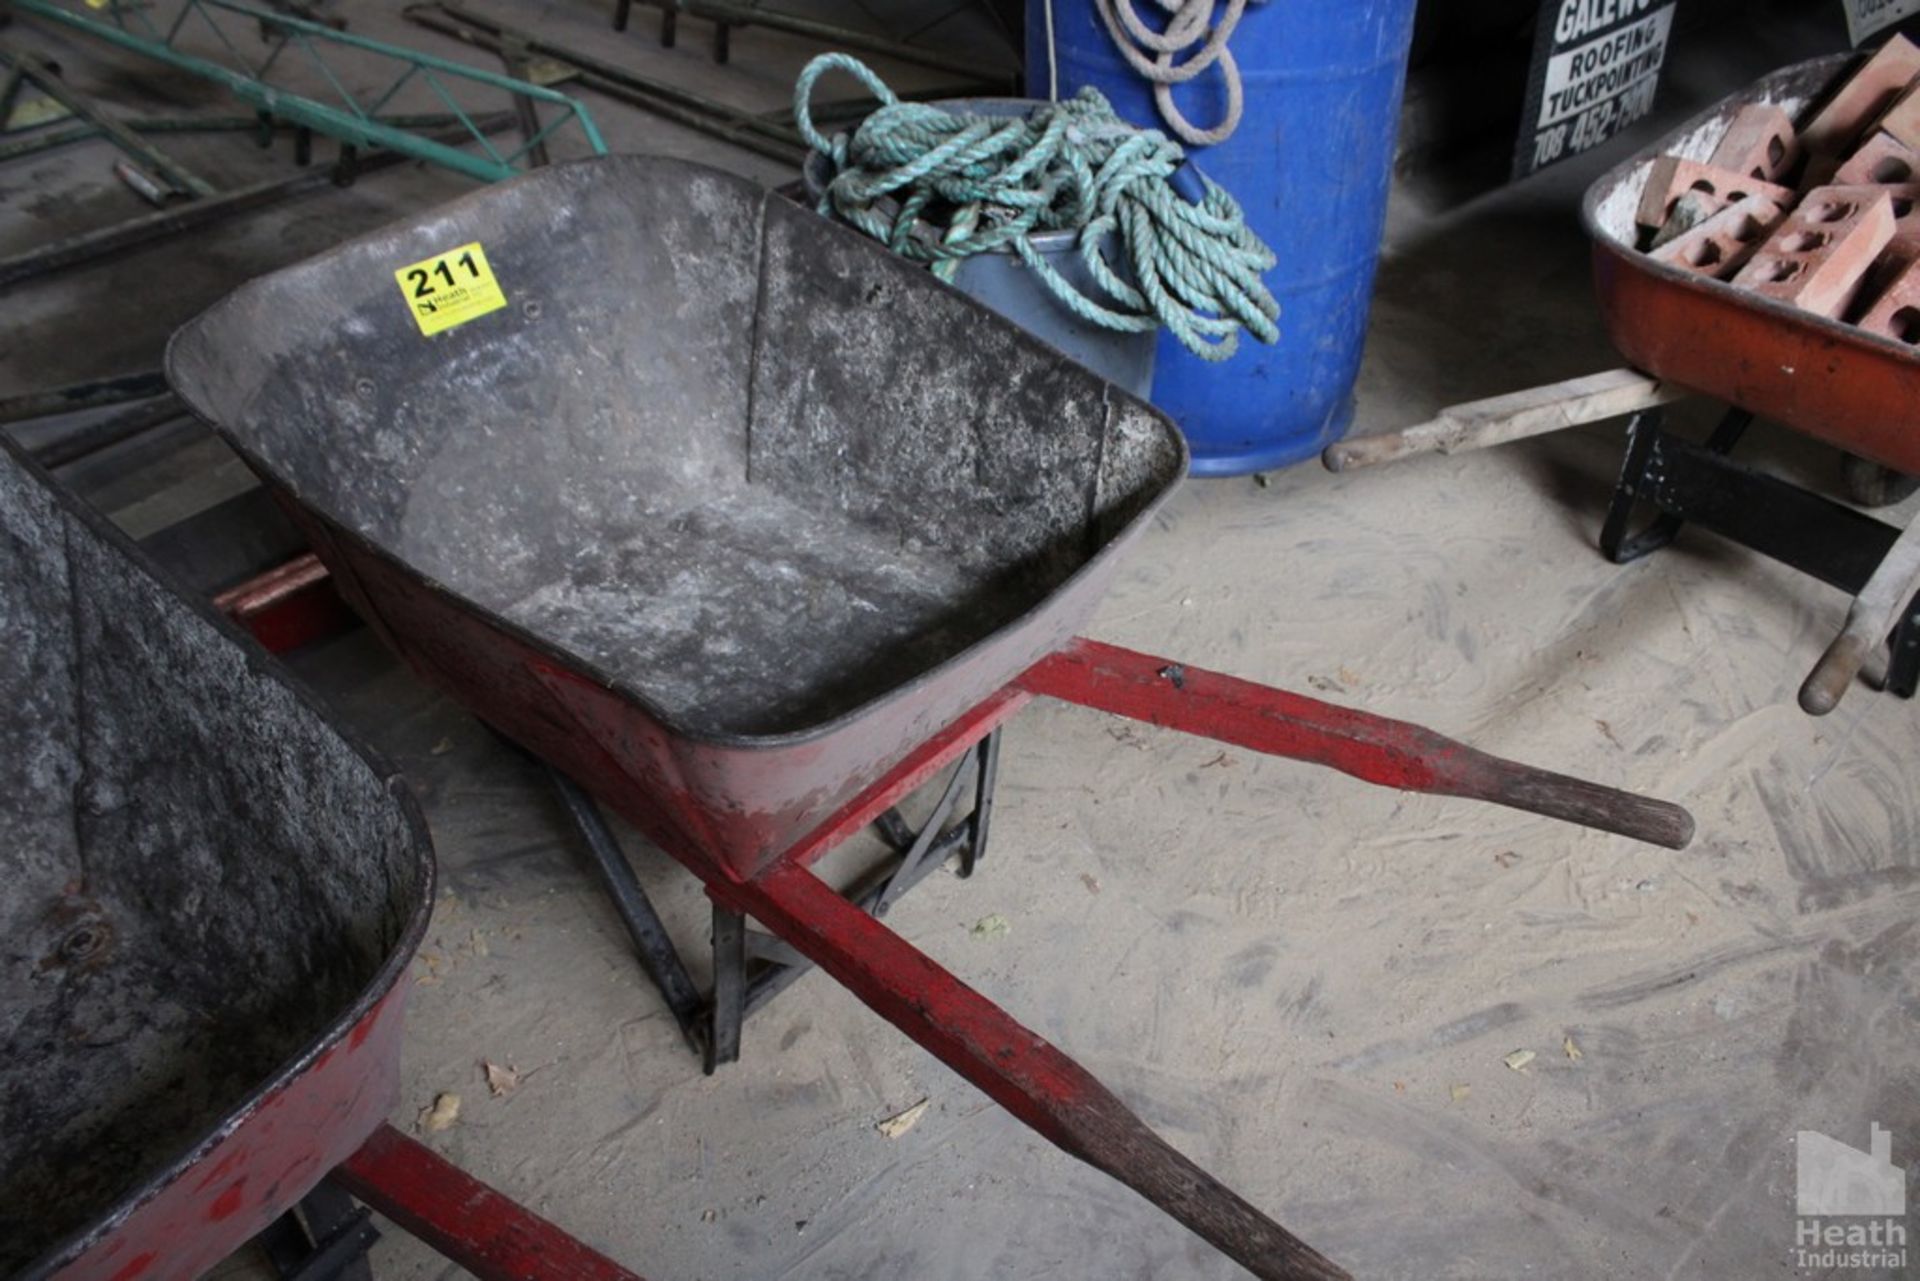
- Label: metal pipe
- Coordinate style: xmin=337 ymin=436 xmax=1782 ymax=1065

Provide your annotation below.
xmin=405 ymin=3 xmax=806 ymax=164
xmin=31 ymin=393 xmax=186 ymax=467
xmin=0 ymin=114 xmax=515 ymax=288
xmin=0 ymin=43 xmax=216 ymax=195
xmin=0 ymin=112 xmax=482 ymax=164
xmin=0 ymin=370 xmax=168 ymax=424
xmin=0 ymin=166 xmax=337 ymax=287
xmin=616 ymin=0 xmax=1015 ymax=87
xmin=496 ymin=35 xmax=549 ymax=168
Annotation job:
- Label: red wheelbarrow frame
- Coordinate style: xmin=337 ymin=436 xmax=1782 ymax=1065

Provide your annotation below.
xmin=222 ymin=559 xmax=1690 ymax=1281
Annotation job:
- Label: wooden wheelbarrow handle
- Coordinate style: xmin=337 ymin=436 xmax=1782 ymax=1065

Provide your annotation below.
xmin=1801 ymin=512 xmax=1920 ymax=714
xmin=725 ymin=862 xmax=1351 ymax=1281
xmin=1023 ymin=638 xmax=1695 ymax=850
xmin=1321 ymin=368 xmax=1684 ymax=471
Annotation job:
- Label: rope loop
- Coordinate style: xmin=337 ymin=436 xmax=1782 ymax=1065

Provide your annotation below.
xmin=794 ymin=54 xmax=1278 ymax=362
xmin=1092 ymin=0 xmax=1268 ymax=148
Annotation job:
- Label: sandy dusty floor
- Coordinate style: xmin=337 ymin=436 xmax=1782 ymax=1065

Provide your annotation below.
xmin=4 ymin=3 xmax=1917 ymax=1278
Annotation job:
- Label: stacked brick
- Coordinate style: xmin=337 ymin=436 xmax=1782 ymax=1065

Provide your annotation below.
xmin=1637 ymin=34 xmax=1920 ymax=343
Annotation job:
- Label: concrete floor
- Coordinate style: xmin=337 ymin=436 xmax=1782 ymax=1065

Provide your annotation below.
xmin=3 ymin=3 xmax=1918 ymax=1278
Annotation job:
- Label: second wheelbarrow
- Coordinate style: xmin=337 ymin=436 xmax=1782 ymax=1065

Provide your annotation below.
xmin=0 ymin=432 xmax=656 ymax=1280
xmin=168 ymin=155 xmax=1694 ymax=1281
xmin=1327 ymin=53 xmax=1920 ymax=717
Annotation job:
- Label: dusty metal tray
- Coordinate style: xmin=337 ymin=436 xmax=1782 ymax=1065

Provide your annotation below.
xmin=169 ymin=154 xmax=1186 ymax=879
xmin=0 ymin=438 xmax=433 ymax=1281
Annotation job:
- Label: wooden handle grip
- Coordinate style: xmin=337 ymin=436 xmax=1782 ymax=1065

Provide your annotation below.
xmin=1800 ymin=629 xmax=1874 ymax=716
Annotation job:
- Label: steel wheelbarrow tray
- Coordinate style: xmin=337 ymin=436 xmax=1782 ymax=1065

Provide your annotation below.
xmin=170 ymin=154 xmax=1693 ymax=1281
xmin=1583 ymin=54 xmax=1920 ymax=476
xmin=0 ymin=438 xmax=433 ymax=1281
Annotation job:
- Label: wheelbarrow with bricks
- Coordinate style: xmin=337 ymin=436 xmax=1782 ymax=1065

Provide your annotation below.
xmin=0 ymin=435 xmax=655 ymax=1280
xmin=1327 ymin=45 xmax=1920 ymax=718
xmin=168 ymin=155 xmax=1695 ymax=1281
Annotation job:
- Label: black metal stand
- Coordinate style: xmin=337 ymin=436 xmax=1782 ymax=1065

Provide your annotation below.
xmin=257 ymin=1181 xmax=378 ymax=1281
xmin=1601 ymin=406 xmax=1920 ymax=699
xmin=550 ymin=730 xmax=1003 ymax=1073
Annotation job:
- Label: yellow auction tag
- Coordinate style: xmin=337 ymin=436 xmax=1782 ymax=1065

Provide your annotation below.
xmin=394 ymin=241 xmax=507 ymax=337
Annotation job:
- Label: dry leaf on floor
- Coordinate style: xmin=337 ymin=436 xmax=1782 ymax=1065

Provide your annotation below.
xmin=1494 ymin=850 xmax=1521 ymax=868
xmin=1080 ymin=873 xmax=1101 ymax=895
xmin=877 ymin=1099 xmax=931 ymax=1139
xmin=1563 ymin=1036 xmax=1583 ymax=1062
xmin=483 ymin=1060 xmax=520 ymax=1097
xmin=1449 ymin=1083 xmax=1471 ymax=1103
xmin=431 ymin=736 xmax=454 ymax=755
xmin=418 ymin=1092 xmax=461 ymax=1132
xmin=970 ymin=914 xmax=1010 ymax=939
xmin=1503 ymin=1049 xmax=1536 ymax=1073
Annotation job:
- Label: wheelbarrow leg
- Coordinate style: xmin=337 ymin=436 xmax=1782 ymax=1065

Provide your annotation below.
xmin=256 ymin=1181 xmax=377 ymax=1281
xmin=1599 ymin=405 xmax=1752 ymax=564
xmin=720 ymin=861 xmax=1349 ymax=1281
xmin=707 ymin=900 xmax=746 ymax=1072
xmin=548 ymin=768 xmax=706 ymax=1050
xmin=1884 ymin=592 xmax=1920 ymax=698
xmin=1020 ymin=638 xmax=1694 ymax=850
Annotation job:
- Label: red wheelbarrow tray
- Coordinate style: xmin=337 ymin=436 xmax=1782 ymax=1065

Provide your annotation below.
xmin=1583 ymin=53 xmax=1920 ymax=476
xmin=169 ymin=155 xmax=1692 ymax=1281
xmin=0 ymin=435 xmax=434 ymax=1281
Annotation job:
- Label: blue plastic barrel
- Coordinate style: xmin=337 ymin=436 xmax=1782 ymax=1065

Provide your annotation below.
xmin=1029 ymin=1 xmax=1417 ymax=474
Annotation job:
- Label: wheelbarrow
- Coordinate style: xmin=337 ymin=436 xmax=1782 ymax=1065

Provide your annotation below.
xmin=1326 ymin=54 xmax=1920 ymax=717
xmin=167 ymin=154 xmax=1695 ymax=1281
xmin=1582 ymin=53 xmax=1920 ymax=715
xmin=0 ymin=437 xmax=650 ymax=1280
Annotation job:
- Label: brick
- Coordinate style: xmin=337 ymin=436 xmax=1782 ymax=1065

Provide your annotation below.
xmin=1812 ymin=182 xmax=1920 ymax=263
xmin=1634 ymin=155 xmax=1794 ymax=230
xmin=1649 ymin=194 xmax=1787 ymax=279
xmin=1856 ymin=256 xmax=1920 ymax=342
xmin=1708 ymin=104 xmax=1802 ymax=181
xmin=1731 ymin=188 xmax=1897 ymax=316
xmin=1801 ymin=33 xmax=1920 ymax=156
xmin=1835 ymin=129 xmax=1920 ymax=184
xmin=1877 ymin=81 xmax=1920 ymax=151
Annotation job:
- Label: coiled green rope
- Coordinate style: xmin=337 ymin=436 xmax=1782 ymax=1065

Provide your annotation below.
xmin=793 ymin=52 xmax=1279 ymax=362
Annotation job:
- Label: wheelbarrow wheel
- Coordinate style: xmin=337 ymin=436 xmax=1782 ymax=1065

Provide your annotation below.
xmin=1841 ymin=452 xmax=1920 ymax=509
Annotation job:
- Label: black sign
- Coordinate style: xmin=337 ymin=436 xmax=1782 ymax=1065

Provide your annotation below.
xmin=1513 ymin=0 xmax=1679 ymax=179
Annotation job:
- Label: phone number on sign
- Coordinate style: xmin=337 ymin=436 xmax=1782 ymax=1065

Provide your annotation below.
xmin=1529 ymin=76 xmax=1659 ymax=170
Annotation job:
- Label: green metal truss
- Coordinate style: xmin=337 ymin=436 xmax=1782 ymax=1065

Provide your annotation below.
xmin=14 ymin=0 xmax=607 ymax=182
